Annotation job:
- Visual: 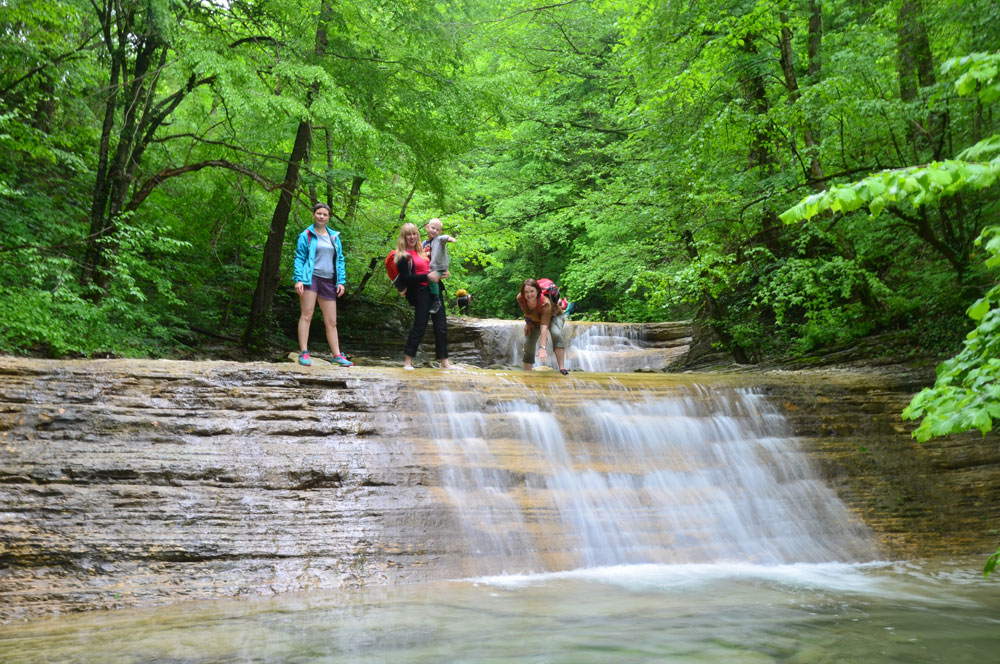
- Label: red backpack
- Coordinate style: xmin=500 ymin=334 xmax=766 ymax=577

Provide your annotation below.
xmin=536 ymin=278 xmax=568 ymax=310
xmin=385 ymin=250 xmax=399 ymax=281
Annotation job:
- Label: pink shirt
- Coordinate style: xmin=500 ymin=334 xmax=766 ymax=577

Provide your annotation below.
xmin=407 ymin=250 xmax=430 ymax=282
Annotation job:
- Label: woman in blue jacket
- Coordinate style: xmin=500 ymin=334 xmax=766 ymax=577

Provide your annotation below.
xmin=293 ymin=203 xmax=353 ymax=367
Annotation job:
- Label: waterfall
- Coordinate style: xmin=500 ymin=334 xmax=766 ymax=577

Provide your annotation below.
xmin=464 ymin=319 xmax=686 ymax=371
xmin=420 ymin=377 xmax=877 ymax=576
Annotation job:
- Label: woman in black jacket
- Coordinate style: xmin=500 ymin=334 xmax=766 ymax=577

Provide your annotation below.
xmin=393 ymin=223 xmax=453 ymax=370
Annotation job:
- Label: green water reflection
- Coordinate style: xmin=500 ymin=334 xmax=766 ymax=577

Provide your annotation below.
xmin=1 ymin=560 xmax=997 ymax=663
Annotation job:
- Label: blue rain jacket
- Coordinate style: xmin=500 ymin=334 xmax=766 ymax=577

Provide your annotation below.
xmin=293 ymin=225 xmax=346 ymax=286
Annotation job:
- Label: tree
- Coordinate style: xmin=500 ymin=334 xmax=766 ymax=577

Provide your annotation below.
xmin=240 ymin=0 xmax=485 ymax=349
xmin=81 ymin=0 xmax=221 ymax=294
xmin=243 ymin=1 xmax=329 ymax=349
xmin=781 ymin=52 xmax=1000 ymax=442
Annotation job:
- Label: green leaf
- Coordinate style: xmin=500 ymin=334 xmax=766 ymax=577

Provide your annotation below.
xmin=986 ymin=547 xmax=999 ymax=578
xmin=869 ymin=198 xmax=884 ymax=217
xmin=968 ymin=299 xmax=991 ymax=321
xmin=925 ymin=166 xmax=953 ymax=187
xmin=837 ymin=187 xmax=862 ymax=211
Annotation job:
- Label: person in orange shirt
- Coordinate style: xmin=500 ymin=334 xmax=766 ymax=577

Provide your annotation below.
xmin=455 ymin=288 xmax=471 ymax=315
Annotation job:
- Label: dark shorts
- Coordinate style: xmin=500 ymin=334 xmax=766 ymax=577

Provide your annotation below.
xmin=306 ymin=276 xmax=339 ymax=301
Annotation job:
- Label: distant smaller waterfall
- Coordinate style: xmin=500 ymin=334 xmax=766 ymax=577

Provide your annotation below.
xmin=467 ymin=320 xmax=685 ymax=372
xmin=420 ymin=377 xmax=877 ymax=576
xmin=564 ymin=323 xmax=649 ymax=372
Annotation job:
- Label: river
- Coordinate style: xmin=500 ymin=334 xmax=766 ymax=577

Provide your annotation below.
xmin=0 ymin=322 xmax=997 ymax=660
xmin=0 ymin=559 xmax=996 ymax=662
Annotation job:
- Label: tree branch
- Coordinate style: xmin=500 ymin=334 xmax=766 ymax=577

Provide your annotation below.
xmin=524 ymin=116 xmax=633 ymax=137
xmin=0 ymin=27 xmax=102 ymax=98
xmin=126 ymin=160 xmax=277 ymax=211
xmin=0 ymin=227 xmax=111 ymax=254
xmin=229 ymin=35 xmax=281 ymax=49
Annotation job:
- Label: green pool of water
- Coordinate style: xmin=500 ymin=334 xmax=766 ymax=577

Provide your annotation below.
xmin=1 ymin=559 xmax=997 ymax=663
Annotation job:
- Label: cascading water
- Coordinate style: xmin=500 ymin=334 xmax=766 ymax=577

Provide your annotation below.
xmin=465 ymin=319 xmax=685 ymax=371
xmin=421 ymin=376 xmax=878 ymax=576
xmin=3 ymin=357 xmax=999 ymax=662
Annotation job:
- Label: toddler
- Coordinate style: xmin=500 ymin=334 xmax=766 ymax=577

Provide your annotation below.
xmin=424 ymin=218 xmax=456 ymax=314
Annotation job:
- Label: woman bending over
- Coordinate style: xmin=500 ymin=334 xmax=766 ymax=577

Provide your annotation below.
xmin=516 ymin=278 xmax=568 ymax=374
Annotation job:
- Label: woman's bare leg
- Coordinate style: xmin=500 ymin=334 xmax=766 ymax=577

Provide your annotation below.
xmin=298 ymin=290 xmax=318 ymax=351
xmin=555 ymin=347 xmax=566 ymax=372
xmin=317 ymin=297 xmax=341 ymax=356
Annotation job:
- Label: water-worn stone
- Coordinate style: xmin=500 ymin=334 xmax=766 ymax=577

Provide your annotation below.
xmin=1 ymin=358 xmax=997 ymax=624
xmin=0 ymin=359 xmax=465 ymax=622
xmin=751 ymin=367 xmax=1000 ymax=559
xmin=341 ymin=317 xmax=694 ymax=368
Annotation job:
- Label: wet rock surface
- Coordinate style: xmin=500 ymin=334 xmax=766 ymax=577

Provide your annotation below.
xmin=0 ymin=359 xmax=463 ymax=622
xmin=752 ymin=367 xmax=1000 ymax=559
xmin=1 ymin=357 xmax=997 ymax=623
xmin=342 ymin=316 xmax=694 ymax=368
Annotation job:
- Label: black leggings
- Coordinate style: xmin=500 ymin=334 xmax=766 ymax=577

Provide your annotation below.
xmin=405 ymin=285 xmax=449 ymax=359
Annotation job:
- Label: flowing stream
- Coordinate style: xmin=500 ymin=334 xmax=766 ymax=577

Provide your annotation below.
xmin=420 ymin=379 xmax=877 ymax=576
xmin=1 ymin=330 xmax=998 ymax=662
xmin=465 ymin=319 xmax=686 ymax=371
xmin=0 ymin=559 xmax=996 ymax=662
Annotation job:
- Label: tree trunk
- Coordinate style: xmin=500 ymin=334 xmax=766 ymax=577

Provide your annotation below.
xmin=243 ymin=120 xmax=313 ymax=350
xmin=807 ymin=0 xmax=822 ymax=78
xmin=242 ymin=1 xmax=333 ymax=352
xmin=681 ymin=230 xmax=750 ymax=364
xmin=324 ymin=127 xmax=334 ymax=206
xmin=87 ymin=36 xmax=165 ymax=293
xmin=897 ymin=0 xmax=945 ymax=158
xmin=81 ymin=1 xmax=124 ymax=289
xmin=344 ymin=175 xmax=364 ymax=225
xmin=740 ymin=37 xmax=781 ymax=257
xmin=778 ymin=11 xmax=824 ymax=191
xmin=80 ymin=2 xmax=207 ymax=295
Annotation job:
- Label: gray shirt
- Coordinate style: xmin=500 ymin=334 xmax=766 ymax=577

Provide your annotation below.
xmin=313 ymin=233 xmax=336 ymax=279
xmin=428 ymin=235 xmax=454 ymax=272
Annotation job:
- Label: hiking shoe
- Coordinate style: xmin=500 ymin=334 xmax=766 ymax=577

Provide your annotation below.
xmin=298 ymin=351 xmax=312 ymax=366
xmin=559 ymin=368 xmax=570 ymax=375
xmin=429 ymin=298 xmax=441 ymax=314
xmin=332 ymin=353 xmax=354 ymax=367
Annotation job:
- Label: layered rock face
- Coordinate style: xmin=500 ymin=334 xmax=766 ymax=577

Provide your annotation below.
xmin=346 ymin=317 xmax=693 ymax=369
xmin=1 ymin=357 xmax=998 ymax=623
xmin=756 ymin=368 xmax=1000 ymax=558
xmin=0 ymin=360 xmax=463 ymax=622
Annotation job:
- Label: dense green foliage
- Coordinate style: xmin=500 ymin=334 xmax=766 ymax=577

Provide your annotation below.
xmin=778 ymin=47 xmax=1000 ymax=575
xmin=3 ymin=0 xmax=998 ymax=575
xmin=2 ymin=0 xmax=999 ymax=375
xmin=782 ymin=51 xmax=1000 ymax=442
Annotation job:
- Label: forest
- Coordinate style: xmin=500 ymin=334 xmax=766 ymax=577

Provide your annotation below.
xmin=2 ymin=0 xmax=999 ymax=441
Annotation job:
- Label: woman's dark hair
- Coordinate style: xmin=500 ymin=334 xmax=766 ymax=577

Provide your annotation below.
xmin=519 ymin=278 xmax=541 ymax=301
xmin=312 ymin=202 xmax=332 ymax=213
